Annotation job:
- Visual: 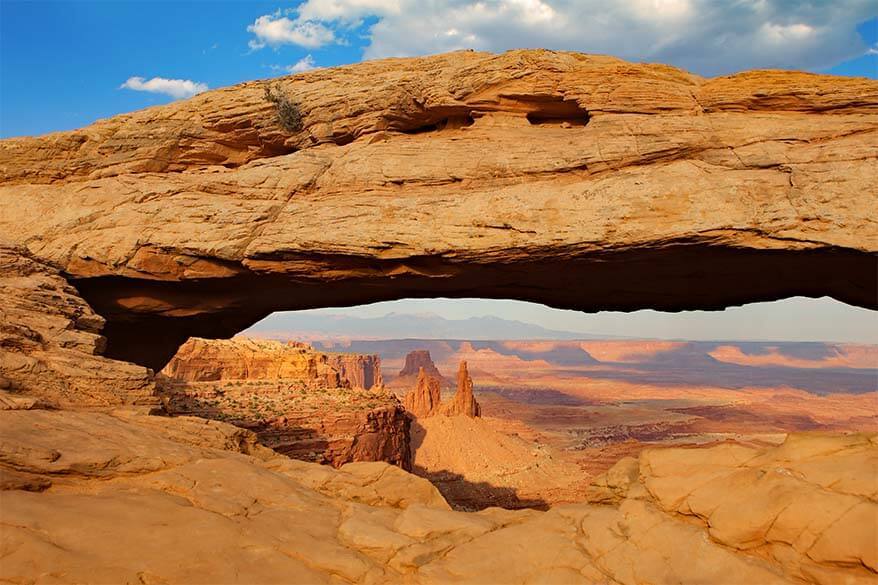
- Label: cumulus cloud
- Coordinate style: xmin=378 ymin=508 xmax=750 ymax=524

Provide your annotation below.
xmin=120 ymin=77 xmax=208 ymax=99
xmin=288 ymin=54 xmax=319 ymax=73
xmin=247 ymin=11 xmax=336 ymax=49
xmin=249 ymin=0 xmax=875 ymax=75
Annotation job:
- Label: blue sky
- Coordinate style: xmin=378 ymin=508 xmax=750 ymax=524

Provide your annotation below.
xmin=1 ymin=1 xmax=876 ymax=342
xmin=1 ymin=1 xmax=875 ymax=138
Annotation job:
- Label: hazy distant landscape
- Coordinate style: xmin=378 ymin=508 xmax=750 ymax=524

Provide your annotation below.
xmin=243 ymin=310 xmax=878 ymax=509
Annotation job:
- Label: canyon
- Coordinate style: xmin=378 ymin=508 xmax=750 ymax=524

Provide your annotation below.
xmin=159 ymin=337 xmax=410 ymax=469
xmin=1 ymin=49 xmax=876 ymax=584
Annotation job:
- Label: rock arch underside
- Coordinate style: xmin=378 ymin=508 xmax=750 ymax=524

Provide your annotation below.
xmin=1 ymin=50 xmax=878 ymax=585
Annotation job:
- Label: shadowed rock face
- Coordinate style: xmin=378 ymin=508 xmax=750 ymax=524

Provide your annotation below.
xmin=1 ymin=49 xmax=876 ymax=372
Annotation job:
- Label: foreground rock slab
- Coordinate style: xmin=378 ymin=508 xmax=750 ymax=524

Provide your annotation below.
xmin=1 ymin=406 xmax=874 ymax=584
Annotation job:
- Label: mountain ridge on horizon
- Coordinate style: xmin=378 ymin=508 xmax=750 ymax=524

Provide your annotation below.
xmin=246 ymin=311 xmax=617 ymax=341
xmin=245 ymin=310 xmax=878 ymax=345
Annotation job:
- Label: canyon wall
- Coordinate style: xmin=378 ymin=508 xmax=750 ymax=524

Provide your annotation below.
xmin=160 ymin=337 xmax=409 ymax=469
xmin=329 ymin=353 xmax=383 ymax=391
xmin=163 ymin=337 xmax=382 ymax=390
xmin=253 ymin=404 xmax=411 ymax=470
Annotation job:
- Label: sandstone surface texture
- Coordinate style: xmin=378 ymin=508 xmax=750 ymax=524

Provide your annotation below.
xmin=1 ymin=403 xmax=875 ymax=585
xmin=1 ymin=49 xmax=877 ymax=584
xmin=0 ymin=246 xmax=156 ymax=408
xmin=1 ymin=50 xmax=875 ymax=370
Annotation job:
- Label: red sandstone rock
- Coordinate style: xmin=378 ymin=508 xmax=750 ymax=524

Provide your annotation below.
xmin=328 ymin=353 xmax=384 ymax=391
xmin=400 ymin=350 xmax=444 ymax=379
xmin=403 ymin=367 xmax=442 ymax=418
xmin=254 ymin=403 xmax=411 ymax=470
xmin=160 ymin=336 xmax=409 ymax=469
xmin=442 ymin=361 xmax=481 ymax=418
xmin=162 ymin=337 xmax=382 ymax=390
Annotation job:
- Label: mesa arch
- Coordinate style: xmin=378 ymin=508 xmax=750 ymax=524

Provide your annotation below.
xmin=1 ymin=49 xmax=875 ymax=372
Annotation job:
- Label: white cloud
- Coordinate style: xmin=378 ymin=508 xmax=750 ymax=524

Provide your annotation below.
xmin=288 ymin=54 xmax=318 ymax=73
xmin=296 ymin=0 xmax=402 ymax=24
xmin=247 ymin=12 xmax=336 ymax=49
xmin=250 ymin=0 xmax=875 ymax=75
xmin=120 ymin=76 xmax=208 ymax=99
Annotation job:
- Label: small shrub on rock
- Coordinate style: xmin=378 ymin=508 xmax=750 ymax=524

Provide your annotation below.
xmin=264 ymin=84 xmax=303 ymax=132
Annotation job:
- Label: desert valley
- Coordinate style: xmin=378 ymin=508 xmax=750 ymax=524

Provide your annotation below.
xmin=1 ymin=36 xmax=877 ymax=585
xmin=157 ymin=330 xmax=878 ymax=513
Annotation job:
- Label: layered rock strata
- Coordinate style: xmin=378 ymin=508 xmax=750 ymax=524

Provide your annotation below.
xmin=1 ymin=404 xmax=874 ymax=584
xmin=253 ymin=404 xmax=411 ymax=470
xmin=0 ymin=50 xmax=875 ymax=370
xmin=403 ymin=360 xmax=481 ymax=419
xmin=399 ymin=350 xmax=447 ymax=385
xmin=160 ymin=337 xmax=409 ymax=469
xmin=0 ymin=246 xmax=156 ymax=408
xmin=162 ymin=337 xmax=382 ymax=390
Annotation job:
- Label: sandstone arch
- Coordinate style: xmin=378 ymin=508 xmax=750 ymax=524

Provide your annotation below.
xmin=1 ymin=49 xmax=876 ymax=372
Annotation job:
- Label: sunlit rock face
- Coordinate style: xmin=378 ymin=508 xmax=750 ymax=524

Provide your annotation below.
xmin=441 ymin=361 xmax=481 ymax=418
xmin=403 ymin=367 xmax=442 ymax=417
xmin=1 ymin=49 xmax=875 ymax=370
xmin=398 ymin=350 xmax=447 ymax=388
xmin=159 ymin=336 xmax=410 ymax=470
xmin=1 ymin=405 xmax=875 ymax=584
xmin=162 ymin=337 xmax=383 ymax=390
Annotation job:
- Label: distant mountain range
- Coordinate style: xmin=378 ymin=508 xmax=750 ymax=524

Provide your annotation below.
xmin=246 ymin=311 xmax=614 ymax=340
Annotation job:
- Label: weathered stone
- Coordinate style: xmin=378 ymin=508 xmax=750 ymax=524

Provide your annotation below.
xmin=0 ymin=50 xmax=874 ymax=370
xmin=162 ymin=336 xmax=381 ymax=390
xmin=442 ymin=361 xmax=481 ymax=417
xmin=1 ymin=405 xmax=875 ymax=584
xmin=398 ymin=350 xmax=447 ymax=386
xmin=161 ymin=336 xmax=409 ymax=469
xmin=0 ymin=246 xmax=156 ymax=408
xmin=403 ymin=367 xmax=442 ymax=417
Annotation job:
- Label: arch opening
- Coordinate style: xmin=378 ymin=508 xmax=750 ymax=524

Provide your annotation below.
xmin=70 ymin=244 xmax=877 ymax=372
xmin=155 ymin=294 xmax=877 ymax=511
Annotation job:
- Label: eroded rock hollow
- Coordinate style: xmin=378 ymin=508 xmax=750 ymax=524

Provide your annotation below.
xmin=1 ymin=50 xmax=875 ymax=371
